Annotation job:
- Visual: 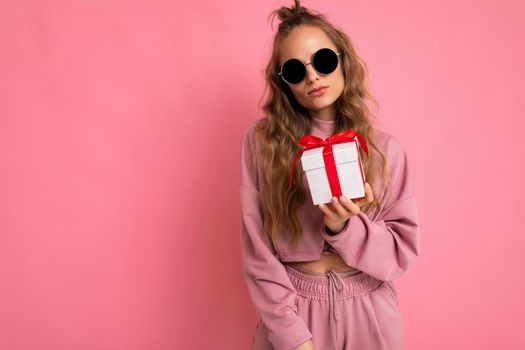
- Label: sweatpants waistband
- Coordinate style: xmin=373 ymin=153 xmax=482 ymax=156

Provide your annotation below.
xmin=284 ymin=264 xmax=384 ymax=300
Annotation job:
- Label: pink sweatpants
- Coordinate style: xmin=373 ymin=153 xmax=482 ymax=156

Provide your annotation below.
xmin=252 ymin=264 xmax=404 ymax=350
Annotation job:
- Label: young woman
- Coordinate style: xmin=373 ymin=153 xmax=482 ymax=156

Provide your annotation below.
xmin=239 ymin=1 xmax=420 ymax=349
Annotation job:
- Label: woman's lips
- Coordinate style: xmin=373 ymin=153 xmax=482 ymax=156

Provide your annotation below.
xmin=308 ymin=87 xmax=328 ymax=97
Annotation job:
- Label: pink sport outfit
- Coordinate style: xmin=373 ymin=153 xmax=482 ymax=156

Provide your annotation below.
xmin=239 ymin=117 xmax=420 ymax=350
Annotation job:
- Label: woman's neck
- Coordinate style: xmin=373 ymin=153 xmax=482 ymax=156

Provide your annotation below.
xmin=308 ymin=105 xmax=337 ymax=121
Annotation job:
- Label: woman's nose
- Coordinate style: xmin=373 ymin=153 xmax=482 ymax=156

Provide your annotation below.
xmin=304 ymin=63 xmax=320 ymax=83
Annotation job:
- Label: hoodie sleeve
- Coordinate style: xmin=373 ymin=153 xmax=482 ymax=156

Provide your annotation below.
xmin=239 ymin=124 xmax=312 ymax=350
xmin=320 ymin=136 xmax=420 ymax=282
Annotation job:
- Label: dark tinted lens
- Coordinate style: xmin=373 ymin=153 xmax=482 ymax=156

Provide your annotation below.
xmin=312 ymin=48 xmax=339 ymax=74
xmin=281 ymin=59 xmax=306 ymax=84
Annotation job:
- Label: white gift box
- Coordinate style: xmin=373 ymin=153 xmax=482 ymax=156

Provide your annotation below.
xmin=301 ymin=141 xmax=366 ymax=205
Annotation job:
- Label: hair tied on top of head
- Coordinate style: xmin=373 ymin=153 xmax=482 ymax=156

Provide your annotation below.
xmin=278 ymin=0 xmax=303 ymax=21
xmin=269 ymin=0 xmax=313 ymax=29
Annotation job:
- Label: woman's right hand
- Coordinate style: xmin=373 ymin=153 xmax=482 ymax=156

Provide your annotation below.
xmin=293 ymin=339 xmax=315 ymax=350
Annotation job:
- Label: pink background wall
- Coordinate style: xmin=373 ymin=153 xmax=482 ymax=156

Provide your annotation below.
xmin=1 ymin=0 xmax=523 ymax=349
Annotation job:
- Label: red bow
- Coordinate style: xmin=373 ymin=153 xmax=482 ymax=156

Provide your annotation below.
xmin=288 ymin=129 xmax=369 ymax=197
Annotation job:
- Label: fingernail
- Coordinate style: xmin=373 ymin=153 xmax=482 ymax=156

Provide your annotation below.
xmin=339 ymin=196 xmax=346 ymax=203
xmin=332 ymin=196 xmax=338 ymax=204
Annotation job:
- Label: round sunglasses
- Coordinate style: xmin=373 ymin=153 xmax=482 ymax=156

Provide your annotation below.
xmin=278 ymin=48 xmax=342 ymax=85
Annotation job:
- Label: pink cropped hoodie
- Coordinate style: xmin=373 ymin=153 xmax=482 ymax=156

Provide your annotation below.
xmin=239 ymin=117 xmax=420 ymax=350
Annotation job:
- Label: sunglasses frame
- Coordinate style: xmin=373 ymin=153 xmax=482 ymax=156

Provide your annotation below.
xmin=278 ymin=47 xmax=342 ymax=85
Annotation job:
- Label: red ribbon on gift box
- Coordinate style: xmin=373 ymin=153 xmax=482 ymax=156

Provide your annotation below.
xmin=288 ymin=129 xmax=369 ymax=197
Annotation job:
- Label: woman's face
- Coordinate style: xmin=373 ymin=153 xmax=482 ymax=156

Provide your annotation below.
xmin=278 ymin=25 xmax=345 ymax=119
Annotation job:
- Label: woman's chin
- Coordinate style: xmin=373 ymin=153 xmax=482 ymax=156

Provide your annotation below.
xmin=307 ymin=99 xmax=335 ymax=111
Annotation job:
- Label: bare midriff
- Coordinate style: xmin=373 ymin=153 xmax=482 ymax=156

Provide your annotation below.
xmin=283 ymin=252 xmax=358 ymax=274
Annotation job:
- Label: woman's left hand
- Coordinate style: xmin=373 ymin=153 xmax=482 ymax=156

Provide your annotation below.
xmin=318 ymin=182 xmax=374 ymax=234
